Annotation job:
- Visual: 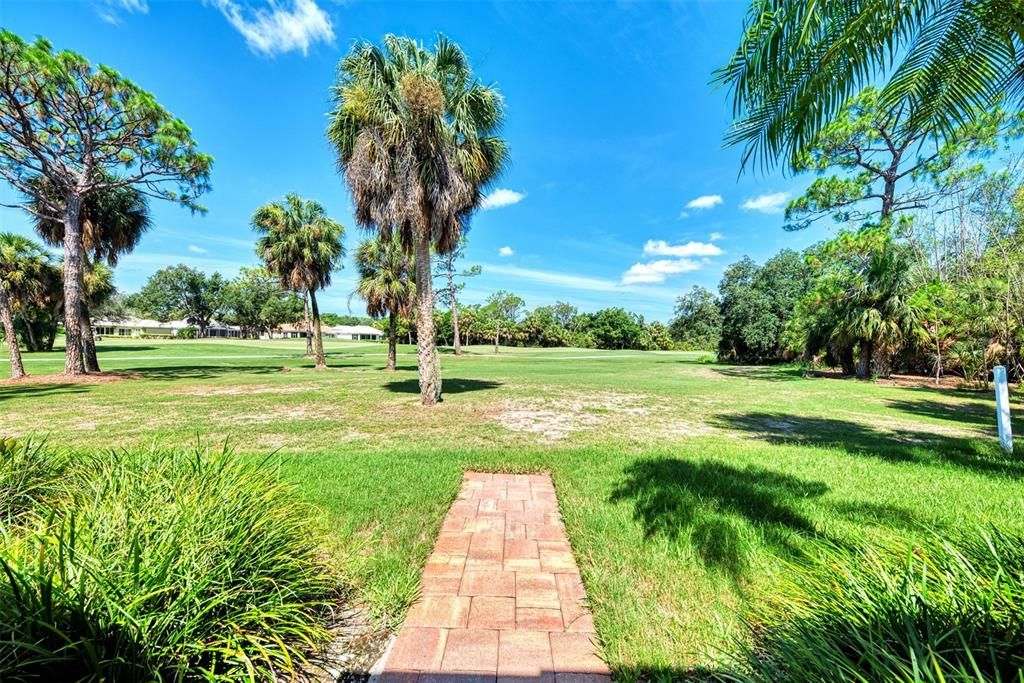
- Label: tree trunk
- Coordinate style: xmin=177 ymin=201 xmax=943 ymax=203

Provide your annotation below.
xmin=0 ymin=284 xmax=26 ymax=379
xmin=494 ymin=321 xmax=500 ymax=354
xmin=303 ymin=290 xmax=314 ymax=358
xmin=80 ymin=302 xmax=100 ymax=373
xmin=62 ymin=195 xmax=86 ymax=375
xmin=449 ymin=269 xmax=462 ymax=356
xmin=839 ymin=345 xmax=856 ymax=376
xmin=23 ymin=319 xmax=38 ymax=353
xmin=309 ymin=289 xmax=326 ymax=370
xmin=386 ymin=309 xmax=397 ymax=371
xmin=935 ymin=339 xmax=942 ymax=385
xmin=856 ymin=340 xmax=873 ymax=380
xmin=414 ymin=234 xmax=441 ymax=405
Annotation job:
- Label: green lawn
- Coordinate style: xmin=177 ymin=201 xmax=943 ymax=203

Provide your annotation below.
xmin=3 ymin=338 xmax=1022 ymax=677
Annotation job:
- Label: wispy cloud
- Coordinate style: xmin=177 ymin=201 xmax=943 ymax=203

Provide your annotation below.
xmin=643 ymin=239 xmax=723 ymax=258
xmin=208 ymin=0 xmax=334 ymax=56
xmin=95 ymin=0 xmax=148 ymax=24
xmin=685 ymin=194 xmax=723 ymax=210
xmin=709 ymin=231 xmax=723 ymax=242
xmin=481 ymin=188 xmax=525 ymax=210
xmin=742 ymin=191 xmax=791 ymax=214
xmin=498 ymin=246 xmax=514 ymax=257
xmin=187 ymin=245 xmax=208 ymax=254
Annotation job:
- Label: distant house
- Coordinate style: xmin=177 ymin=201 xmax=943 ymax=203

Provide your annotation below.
xmin=268 ymin=323 xmax=383 ymax=341
xmin=92 ymin=316 xmax=241 ymax=338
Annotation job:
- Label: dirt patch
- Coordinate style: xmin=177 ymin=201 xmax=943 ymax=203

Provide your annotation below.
xmin=230 ymin=404 xmax=324 ymax=424
xmin=0 ymin=371 xmax=140 ymax=386
xmin=302 ymin=603 xmax=390 ymax=682
xmin=169 ymin=384 xmax=309 ymax=397
xmin=495 ymin=392 xmax=653 ymax=442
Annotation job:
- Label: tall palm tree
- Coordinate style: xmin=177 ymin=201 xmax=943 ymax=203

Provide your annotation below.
xmin=327 ymin=35 xmax=508 ymax=405
xmin=0 ymin=232 xmax=48 ymax=379
xmin=354 ymin=235 xmax=416 ymax=371
xmin=30 ymin=180 xmax=151 ymax=372
xmin=714 ymin=0 xmax=1024 ymax=170
xmin=252 ymin=194 xmax=345 ymax=370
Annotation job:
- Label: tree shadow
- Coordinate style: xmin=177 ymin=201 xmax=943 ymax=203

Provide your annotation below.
xmin=0 ymin=383 xmax=91 ymax=403
xmin=118 ymin=364 xmax=287 ymax=381
xmin=716 ymin=411 xmax=1023 ymax=479
xmin=92 ymin=344 xmax=160 ymax=353
xmin=382 ymin=378 xmax=503 ymax=394
xmin=885 ymin=397 xmax=1020 ymax=429
xmin=712 ymin=366 xmax=807 ymax=382
xmin=609 ymin=458 xmax=829 ymax=578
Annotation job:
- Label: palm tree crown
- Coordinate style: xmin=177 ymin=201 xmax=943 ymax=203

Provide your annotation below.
xmin=714 ymin=0 xmax=1024 ymax=170
xmin=355 ymin=235 xmax=416 ymax=319
xmin=253 ymin=194 xmax=345 ymax=294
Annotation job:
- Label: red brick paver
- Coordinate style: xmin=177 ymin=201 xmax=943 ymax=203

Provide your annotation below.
xmin=377 ymin=472 xmax=610 ymax=682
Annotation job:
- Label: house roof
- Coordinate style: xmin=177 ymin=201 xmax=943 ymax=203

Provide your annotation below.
xmin=92 ymin=316 xmax=239 ymax=330
xmin=327 ymin=325 xmax=384 ymax=336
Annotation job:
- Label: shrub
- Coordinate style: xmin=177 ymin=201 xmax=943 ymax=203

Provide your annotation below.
xmin=176 ymin=326 xmax=198 ymax=339
xmin=734 ymin=530 xmax=1024 ymax=682
xmin=0 ymin=437 xmax=68 ymax=525
xmin=0 ymin=445 xmax=335 ymax=681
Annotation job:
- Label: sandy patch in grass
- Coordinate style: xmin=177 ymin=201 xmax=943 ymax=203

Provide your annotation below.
xmin=169 ymin=384 xmax=310 ymax=397
xmin=495 ymin=391 xmax=654 ymax=442
xmin=0 ymin=371 xmax=140 ymax=386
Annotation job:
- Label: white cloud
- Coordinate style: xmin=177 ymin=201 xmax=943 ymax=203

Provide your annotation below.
xmin=621 ymin=258 xmax=702 ymax=285
xmin=643 ymin=239 xmax=724 ymax=258
xmin=188 ymin=245 xmax=208 ymax=254
xmin=481 ymin=188 xmax=525 ymax=210
xmin=742 ymin=191 xmax=791 ymax=214
xmin=208 ymin=0 xmax=334 ymax=56
xmin=686 ymin=194 xmax=723 ymax=210
xmin=481 ymin=263 xmax=677 ymax=300
xmin=678 ymin=211 xmax=690 ymax=220
xmin=498 ymin=246 xmax=514 ymax=257
xmin=96 ymin=0 xmax=148 ymax=23
xmin=709 ymin=231 xmax=723 ymax=242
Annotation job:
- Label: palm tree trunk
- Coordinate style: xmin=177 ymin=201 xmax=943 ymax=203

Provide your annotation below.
xmin=303 ymin=290 xmax=314 ymax=358
xmin=80 ymin=302 xmax=100 ymax=373
xmin=494 ymin=321 xmax=500 ymax=354
xmin=309 ymin=289 xmax=326 ymax=370
xmin=23 ymin=319 xmax=38 ymax=353
xmin=0 ymin=283 xmax=26 ymax=379
xmin=856 ymin=340 xmax=873 ymax=380
xmin=414 ymin=234 xmax=441 ymax=405
xmin=386 ymin=309 xmax=397 ymax=371
xmin=62 ymin=194 xmax=86 ymax=375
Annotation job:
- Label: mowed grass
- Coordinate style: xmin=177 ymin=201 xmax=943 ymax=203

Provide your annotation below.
xmin=3 ymin=338 xmax=1023 ymax=676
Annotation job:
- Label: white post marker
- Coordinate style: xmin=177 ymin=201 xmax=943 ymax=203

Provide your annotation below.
xmin=994 ymin=365 xmax=1013 ymax=455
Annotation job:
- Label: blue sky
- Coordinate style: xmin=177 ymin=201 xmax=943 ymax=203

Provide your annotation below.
xmin=1 ymin=0 xmax=832 ymax=322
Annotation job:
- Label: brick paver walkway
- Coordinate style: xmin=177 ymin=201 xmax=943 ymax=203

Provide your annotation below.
xmin=375 ymin=472 xmax=611 ymax=682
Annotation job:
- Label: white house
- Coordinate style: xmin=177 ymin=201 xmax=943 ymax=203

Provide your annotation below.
xmin=269 ymin=323 xmax=383 ymax=341
xmin=92 ymin=316 xmax=241 ymax=338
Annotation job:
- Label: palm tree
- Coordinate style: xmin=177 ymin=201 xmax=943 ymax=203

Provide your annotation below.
xmin=30 ymin=180 xmax=151 ymax=372
xmin=354 ymin=235 xmax=416 ymax=371
xmin=714 ymin=0 xmax=1024 ymax=169
xmin=0 ymin=232 xmax=48 ymax=379
xmin=327 ymin=35 xmax=508 ymax=405
xmin=252 ymin=194 xmax=345 ymax=370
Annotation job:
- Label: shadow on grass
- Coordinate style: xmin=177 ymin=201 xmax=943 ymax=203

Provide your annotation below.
xmin=610 ymin=458 xmax=827 ymax=578
xmin=0 ymin=383 xmax=91 ymax=402
xmin=92 ymin=344 xmax=161 ymax=353
xmin=885 ymin=396 xmax=1020 ymax=429
xmin=382 ymin=378 xmax=503 ymax=394
xmin=712 ymin=366 xmax=807 ymax=382
xmin=120 ymin=364 xmax=287 ymax=381
xmin=716 ymin=411 xmax=1023 ymax=479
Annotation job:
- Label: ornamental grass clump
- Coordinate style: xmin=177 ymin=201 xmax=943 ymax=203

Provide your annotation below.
xmin=737 ymin=530 xmax=1024 ymax=682
xmin=0 ymin=437 xmax=68 ymax=525
xmin=0 ymin=445 xmax=335 ymax=681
